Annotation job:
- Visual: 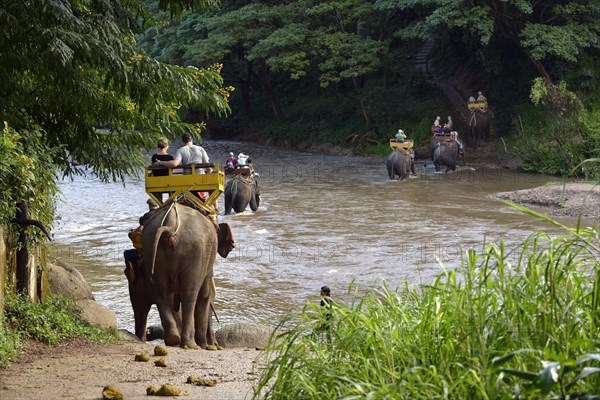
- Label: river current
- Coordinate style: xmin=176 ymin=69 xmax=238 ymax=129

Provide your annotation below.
xmin=50 ymin=140 xmax=574 ymax=333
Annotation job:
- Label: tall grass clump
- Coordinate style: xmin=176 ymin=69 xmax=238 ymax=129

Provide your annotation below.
xmin=254 ymin=219 xmax=600 ymax=399
xmin=0 ymin=293 xmax=117 ymax=367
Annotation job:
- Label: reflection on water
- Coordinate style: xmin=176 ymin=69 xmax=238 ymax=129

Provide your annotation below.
xmin=51 ymin=140 xmax=578 ymax=333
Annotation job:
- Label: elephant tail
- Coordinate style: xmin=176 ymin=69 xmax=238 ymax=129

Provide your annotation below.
xmin=469 ymin=110 xmax=477 ymax=127
xmin=433 ymin=142 xmax=441 ymax=163
xmin=148 ymin=205 xmax=181 ymax=281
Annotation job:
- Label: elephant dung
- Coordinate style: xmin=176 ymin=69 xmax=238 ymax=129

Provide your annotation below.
xmin=154 ymin=357 xmax=167 ymax=367
xmin=101 ymin=385 xmax=124 ymax=400
xmin=187 ymin=376 xmax=218 ymax=387
xmin=154 ymin=345 xmax=168 ymax=356
xmin=134 ymin=352 xmax=150 ymax=362
xmin=146 ymin=384 xmax=183 ymax=396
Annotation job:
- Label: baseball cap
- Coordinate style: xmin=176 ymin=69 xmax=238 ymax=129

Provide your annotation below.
xmin=182 ymin=133 xmax=193 ymax=142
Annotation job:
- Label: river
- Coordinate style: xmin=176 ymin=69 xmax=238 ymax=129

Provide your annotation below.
xmin=49 ymin=140 xmax=573 ymax=333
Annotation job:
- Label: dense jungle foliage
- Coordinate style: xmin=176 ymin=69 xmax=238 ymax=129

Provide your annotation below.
xmin=138 ymin=0 xmax=600 ymax=179
xmin=0 ymin=0 xmax=230 ymax=230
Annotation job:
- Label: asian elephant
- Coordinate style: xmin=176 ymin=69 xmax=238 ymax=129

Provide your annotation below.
xmin=131 ymin=204 xmax=234 ymax=348
xmin=224 ymin=175 xmax=260 ymax=215
xmin=432 ymin=141 xmax=459 ymax=172
xmin=386 ymin=148 xmax=415 ymax=180
xmin=467 ymin=109 xmax=491 ymax=150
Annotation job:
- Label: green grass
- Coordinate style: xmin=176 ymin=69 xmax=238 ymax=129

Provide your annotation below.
xmin=0 ymin=293 xmax=117 ymax=368
xmin=254 ymin=210 xmax=600 ymax=399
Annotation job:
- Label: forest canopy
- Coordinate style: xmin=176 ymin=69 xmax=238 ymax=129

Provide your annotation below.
xmin=0 ymin=0 xmax=230 ymax=226
xmin=139 ymin=0 xmax=600 ymax=177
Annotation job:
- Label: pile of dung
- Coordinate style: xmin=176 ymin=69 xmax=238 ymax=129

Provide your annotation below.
xmin=134 ymin=352 xmax=150 ymax=362
xmin=154 ymin=345 xmax=168 ymax=356
xmin=187 ymin=375 xmax=218 ymax=387
xmin=101 ymin=385 xmax=124 ymax=400
xmin=146 ymin=384 xmax=185 ymax=396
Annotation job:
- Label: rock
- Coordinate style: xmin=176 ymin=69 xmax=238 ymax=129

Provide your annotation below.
xmin=147 ymin=325 xmax=165 ymax=341
xmin=75 ymin=299 xmax=117 ymax=330
xmin=215 ymin=323 xmax=274 ymax=349
xmin=47 ymin=260 xmax=94 ymax=301
xmin=117 ymin=329 xmax=141 ymax=342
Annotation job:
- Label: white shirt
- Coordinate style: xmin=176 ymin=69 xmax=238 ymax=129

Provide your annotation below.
xmin=174 ymin=144 xmax=209 ymax=165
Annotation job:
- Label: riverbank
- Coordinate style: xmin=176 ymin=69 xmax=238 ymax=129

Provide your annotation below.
xmin=0 ymin=338 xmax=264 ymax=400
xmin=494 ymin=182 xmax=599 ymax=221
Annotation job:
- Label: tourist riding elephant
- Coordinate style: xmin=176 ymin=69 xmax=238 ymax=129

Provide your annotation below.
xmin=132 ymin=204 xmax=234 ymax=348
xmin=432 ymin=141 xmax=459 ymax=172
xmin=386 ymin=148 xmax=415 ymax=180
xmin=467 ymin=109 xmax=491 ymax=150
xmin=224 ymin=175 xmax=260 ymax=215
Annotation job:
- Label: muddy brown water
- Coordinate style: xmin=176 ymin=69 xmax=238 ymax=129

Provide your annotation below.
xmin=50 ymin=140 xmax=573 ymax=333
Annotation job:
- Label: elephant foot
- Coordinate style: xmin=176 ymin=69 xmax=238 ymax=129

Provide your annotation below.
xmin=164 ymin=334 xmax=180 ymax=347
xmin=181 ymin=341 xmax=199 ymax=349
xmin=206 ymin=344 xmax=218 ymax=351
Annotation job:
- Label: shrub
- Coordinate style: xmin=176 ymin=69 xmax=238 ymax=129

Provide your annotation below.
xmin=0 ymin=293 xmax=117 ymax=367
xmin=255 ymin=210 xmax=600 ymax=399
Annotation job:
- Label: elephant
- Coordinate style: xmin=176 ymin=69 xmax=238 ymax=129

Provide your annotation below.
xmin=386 ymin=148 xmax=415 ymax=180
xmin=432 ymin=141 xmax=459 ymax=172
xmin=128 ymin=203 xmax=234 ymax=348
xmin=467 ymin=108 xmax=491 ymax=150
xmin=224 ymin=174 xmax=260 ymax=215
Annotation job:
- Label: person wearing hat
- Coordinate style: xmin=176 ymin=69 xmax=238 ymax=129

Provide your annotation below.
xmin=395 ymin=129 xmax=407 ymax=142
xmin=225 ymin=151 xmax=238 ymax=171
xmin=155 ymin=132 xmax=209 ymax=172
xmin=237 ymin=153 xmax=249 ymax=167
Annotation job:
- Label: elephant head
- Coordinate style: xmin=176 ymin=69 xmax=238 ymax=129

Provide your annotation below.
xmin=386 ymin=149 xmax=414 ymax=180
xmin=125 ymin=203 xmax=234 ymax=348
xmin=224 ymin=175 xmax=260 ymax=215
xmin=467 ymin=109 xmax=491 ymax=150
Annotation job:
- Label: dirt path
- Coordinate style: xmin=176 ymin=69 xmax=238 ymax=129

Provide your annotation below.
xmin=0 ymin=338 xmax=264 ymax=400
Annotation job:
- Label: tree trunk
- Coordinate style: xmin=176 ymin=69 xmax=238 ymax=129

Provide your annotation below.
xmin=258 ymin=63 xmax=286 ymax=123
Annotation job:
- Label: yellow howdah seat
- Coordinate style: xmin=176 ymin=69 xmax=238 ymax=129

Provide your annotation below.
xmin=145 ymin=163 xmax=224 ymax=215
xmin=467 ymin=101 xmax=488 ymax=110
xmin=389 ymin=139 xmax=414 ymax=151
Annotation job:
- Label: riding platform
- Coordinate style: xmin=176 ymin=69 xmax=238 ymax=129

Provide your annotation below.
xmin=389 ymin=139 xmax=414 ymax=151
xmin=145 ymin=163 xmax=224 ymax=216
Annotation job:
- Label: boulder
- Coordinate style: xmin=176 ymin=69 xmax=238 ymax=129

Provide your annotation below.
xmin=118 ymin=329 xmax=141 ymax=342
xmin=76 ymin=299 xmax=117 ymax=330
xmin=47 ymin=260 xmax=94 ymax=301
xmin=215 ymin=323 xmax=274 ymax=349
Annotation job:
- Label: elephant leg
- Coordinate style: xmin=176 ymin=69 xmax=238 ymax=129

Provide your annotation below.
xmin=224 ymin=189 xmax=233 ymax=215
xmin=233 ymin=193 xmax=249 ymax=213
xmin=194 ymin=277 xmax=213 ymax=348
xmin=155 ymin=296 xmax=180 ymax=346
xmin=249 ymin=189 xmax=259 ymax=211
xmin=133 ymin=300 xmax=152 ymax=341
xmin=386 ymin=161 xmax=394 ymax=180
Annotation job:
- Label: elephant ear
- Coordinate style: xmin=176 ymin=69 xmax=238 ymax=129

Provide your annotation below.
xmin=217 ymin=223 xmax=235 ymax=258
